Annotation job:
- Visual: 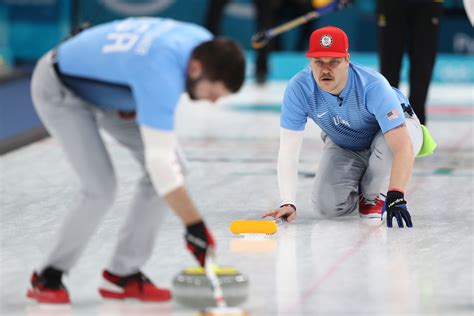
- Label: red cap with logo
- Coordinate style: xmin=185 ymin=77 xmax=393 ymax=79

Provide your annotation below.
xmin=306 ymin=26 xmax=349 ymax=58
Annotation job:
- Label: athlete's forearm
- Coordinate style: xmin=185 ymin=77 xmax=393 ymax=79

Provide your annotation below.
xmin=164 ymin=186 xmax=202 ymax=225
xmin=141 ymin=126 xmax=185 ymax=195
xmin=278 ymin=128 xmax=304 ymax=204
xmin=277 ymin=154 xmax=299 ymax=205
xmin=388 ymin=145 xmax=415 ymax=192
xmin=140 ymin=126 xmax=202 ymax=225
xmin=383 ymin=124 xmax=415 ymax=192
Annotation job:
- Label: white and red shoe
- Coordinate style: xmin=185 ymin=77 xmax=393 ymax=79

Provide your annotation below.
xmin=26 ymin=268 xmax=70 ymax=304
xmin=359 ymin=195 xmax=384 ymax=219
xmin=98 ymin=270 xmax=171 ymax=302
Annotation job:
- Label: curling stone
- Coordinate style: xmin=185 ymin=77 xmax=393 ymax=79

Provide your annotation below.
xmin=172 ymin=266 xmax=249 ymax=309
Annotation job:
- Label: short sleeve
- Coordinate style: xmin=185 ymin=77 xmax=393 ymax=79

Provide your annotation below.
xmin=132 ymin=50 xmax=184 ymax=131
xmin=280 ymin=79 xmax=308 ymax=131
xmin=365 ymin=81 xmax=405 ymax=133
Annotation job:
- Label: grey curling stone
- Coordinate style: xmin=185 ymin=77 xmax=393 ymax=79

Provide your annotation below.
xmin=172 ymin=266 xmax=249 ymax=309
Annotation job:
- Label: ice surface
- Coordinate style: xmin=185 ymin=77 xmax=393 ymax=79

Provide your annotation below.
xmin=1 ymin=82 xmax=473 ymax=315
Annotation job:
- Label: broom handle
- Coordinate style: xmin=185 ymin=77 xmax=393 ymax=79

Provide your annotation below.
xmin=205 ymin=255 xmax=227 ymax=308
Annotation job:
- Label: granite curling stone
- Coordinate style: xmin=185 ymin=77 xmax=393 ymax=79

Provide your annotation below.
xmin=172 ymin=266 xmax=249 ymax=309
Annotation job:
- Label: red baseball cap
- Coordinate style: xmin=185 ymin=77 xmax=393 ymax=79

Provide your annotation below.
xmin=306 ymin=26 xmax=349 ymax=58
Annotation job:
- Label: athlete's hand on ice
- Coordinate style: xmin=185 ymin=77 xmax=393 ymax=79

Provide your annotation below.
xmin=382 ymin=191 xmax=413 ymax=228
xmin=185 ymin=220 xmax=216 ymax=267
xmin=261 ymin=204 xmax=297 ymax=223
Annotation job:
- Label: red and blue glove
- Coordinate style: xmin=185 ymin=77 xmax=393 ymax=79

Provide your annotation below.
xmin=382 ymin=190 xmax=413 ymax=228
xmin=185 ymin=220 xmax=216 ymax=267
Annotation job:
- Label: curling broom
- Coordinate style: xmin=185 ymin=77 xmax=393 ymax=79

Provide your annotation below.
xmin=251 ymin=0 xmax=353 ymax=49
xmin=199 ymin=255 xmax=249 ymax=316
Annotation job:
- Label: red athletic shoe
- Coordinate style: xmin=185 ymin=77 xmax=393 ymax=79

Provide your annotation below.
xmin=359 ymin=195 xmax=384 ymax=219
xmin=98 ymin=270 xmax=171 ymax=302
xmin=26 ymin=268 xmax=70 ymax=304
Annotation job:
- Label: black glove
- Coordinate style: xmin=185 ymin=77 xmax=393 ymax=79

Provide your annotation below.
xmin=382 ymin=190 xmax=413 ymax=228
xmin=185 ymin=220 xmax=215 ymax=267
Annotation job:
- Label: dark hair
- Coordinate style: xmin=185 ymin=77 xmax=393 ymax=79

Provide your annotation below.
xmin=190 ymin=37 xmax=246 ymax=93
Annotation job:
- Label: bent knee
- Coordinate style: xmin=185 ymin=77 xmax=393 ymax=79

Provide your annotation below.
xmin=312 ymin=195 xmax=356 ymax=218
xmin=312 ymin=197 xmax=341 ymax=218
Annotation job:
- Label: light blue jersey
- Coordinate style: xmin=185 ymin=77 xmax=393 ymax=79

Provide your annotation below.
xmin=281 ymin=62 xmax=408 ymax=150
xmin=56 ymin=17 xmax=212 ymax=131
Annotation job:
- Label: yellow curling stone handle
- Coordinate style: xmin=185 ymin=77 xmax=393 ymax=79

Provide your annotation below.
xmin=184 ymin=266 xmax=239 ymax=275
xmin=229 ymin=220 xmax=278 ymax=235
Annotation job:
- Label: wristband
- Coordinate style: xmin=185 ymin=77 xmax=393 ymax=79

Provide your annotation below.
xmin=388 ymin=188 xmax=405 ymax=194
xmin=280 ymin=203 xmax=296 ymax=212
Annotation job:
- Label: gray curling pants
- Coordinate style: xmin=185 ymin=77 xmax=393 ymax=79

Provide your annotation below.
xmin=31 ymin=51 xmax=166 ymax=276
xmin=312 ymin=115 xmax=423 ymax=218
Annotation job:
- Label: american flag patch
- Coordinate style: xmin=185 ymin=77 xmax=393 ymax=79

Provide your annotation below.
xmin=386 ymin=108 xmax=400 ymax=120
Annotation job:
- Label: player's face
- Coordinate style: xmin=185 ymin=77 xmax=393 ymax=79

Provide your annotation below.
xmin=186 ymin=76 xmax=231 ymax=102
xmin=310 ymin=56 xmax=350 ymax=95
xmin=186 ymin=60 xmax=231 ymax=102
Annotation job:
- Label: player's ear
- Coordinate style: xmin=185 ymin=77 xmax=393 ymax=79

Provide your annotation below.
xmin=345 ymin=54 xmax=350 ymax=63
xmin=188 ymin=59 xmax=203 ymax=79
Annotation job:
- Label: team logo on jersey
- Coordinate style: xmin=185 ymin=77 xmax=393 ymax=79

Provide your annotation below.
xmin=320 ymin=35 xmax=333 ymax=48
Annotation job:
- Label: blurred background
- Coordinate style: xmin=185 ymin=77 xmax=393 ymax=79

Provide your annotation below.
xmin=0 ymin=0 xmax=472 ymax=154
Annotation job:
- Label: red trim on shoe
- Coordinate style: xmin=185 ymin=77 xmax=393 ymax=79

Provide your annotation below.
xmin=26 ymin=272 xmax=70 ymax=304
xmin=359 ymin=196 xmax=384 ymax=219
xmin=27 ymin=288 xmax=70 ymax=304
xmin=99 ymin=270 xmax=171 ymax=302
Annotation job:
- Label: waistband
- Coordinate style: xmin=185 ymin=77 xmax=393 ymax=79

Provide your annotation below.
xmin=49 ymin=49 xmax=136 ymax=118
xmin=51 ymin=49 xmax=63 ymax=80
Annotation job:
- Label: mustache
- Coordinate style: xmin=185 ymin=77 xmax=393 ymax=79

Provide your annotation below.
xmin=320 ymin=74 xmax=333 ymax=80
